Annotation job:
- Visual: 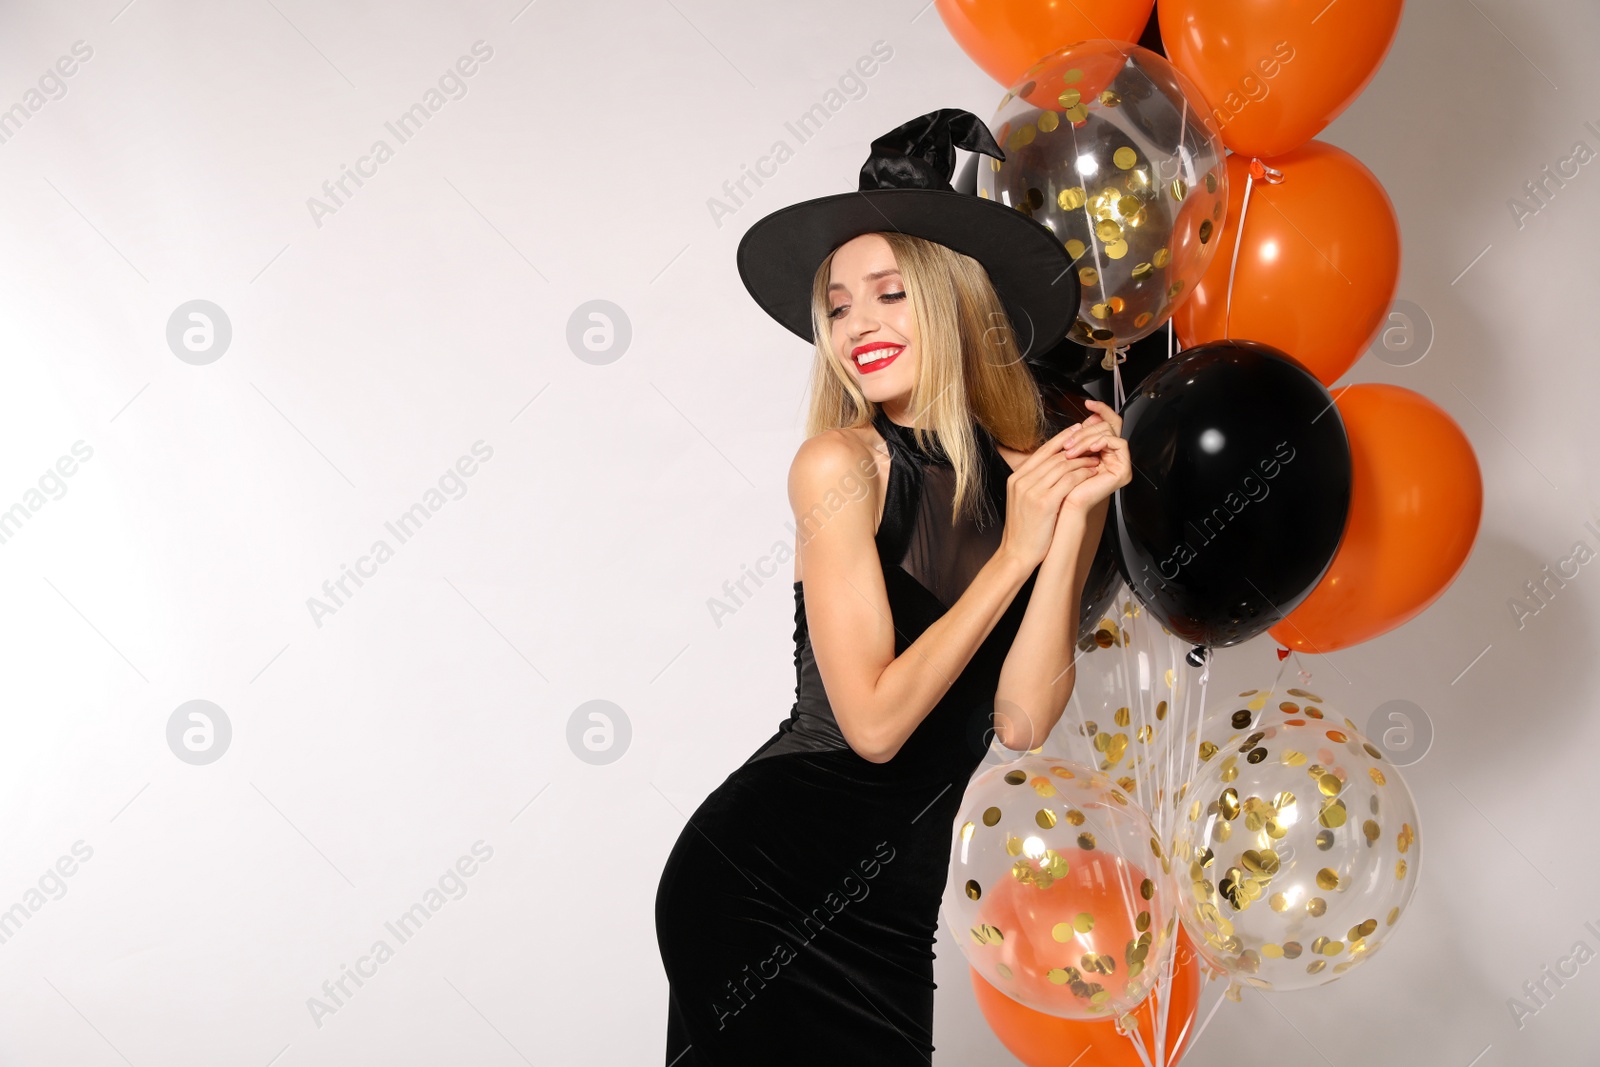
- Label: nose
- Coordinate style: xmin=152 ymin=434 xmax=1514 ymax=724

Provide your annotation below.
xmin=842 ymin=301 xmax=880 ymax=342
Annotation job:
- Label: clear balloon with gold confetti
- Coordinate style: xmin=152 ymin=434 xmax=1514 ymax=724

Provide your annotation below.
xmin=1169 ymin=685 xmax=1422 ymax=992
xmin=977 ymin=39 xmax=1228 ymax=367
xmin=1042 ymin=580 xmax=1195 ymax=829
xmin=944 ymin=756 xmax=1179 ymax=1021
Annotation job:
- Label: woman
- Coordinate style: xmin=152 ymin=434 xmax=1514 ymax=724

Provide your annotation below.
xmin=655 ymin=108 xmax=1131 ymax=1064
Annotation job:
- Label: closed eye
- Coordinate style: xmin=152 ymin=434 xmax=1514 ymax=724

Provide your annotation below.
xmin=828 ymin=290 xmax=907 ymax=320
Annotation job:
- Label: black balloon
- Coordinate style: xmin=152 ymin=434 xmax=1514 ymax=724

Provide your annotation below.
xmin=1078 ymin=531 xmax=1121 ymax=645
xmin=1137 ymin=3 xmax=1167 ymax=57
xmin=1110 ymin=340 xmax=1352 ymax=649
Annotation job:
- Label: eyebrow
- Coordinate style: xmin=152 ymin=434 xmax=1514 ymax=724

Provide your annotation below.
xmin=828 ymin=268 xmax=901 ymax=293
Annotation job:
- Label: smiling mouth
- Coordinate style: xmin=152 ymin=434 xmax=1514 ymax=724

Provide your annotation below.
xmin=854 ymin=345 xmax=904 ymax=373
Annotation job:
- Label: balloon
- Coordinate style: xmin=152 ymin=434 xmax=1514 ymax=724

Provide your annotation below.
xmin=946 ymin=758 xmax=1177 ymax=1019
xmin=1111 ymin=340 xmax=1352 ymax=649
xmin=1159 ymin=0 xmax=1404 ymax=158
xmin=1172 ymin=142 xmax=1401 ymax=387
xmin=978 ymin=41 xmax=1228 ymax=352
xmin=1170 ymin=686 xmax=1422 ymax=991
xmin=1080 ymin=536 xmax=1123 ymax=650
xmin=1043 ymin=582 xmax=1193 ymax=807
xmin=1135 ymin=3 xmax=1166 ymax=58
xmin=969 ymin=925 xmax=1204 ymax=1067
xmin=937 ymin=0 xmax=1156 ymax=89
xmin=1270 ymin=385 xmax=1482 ymax=653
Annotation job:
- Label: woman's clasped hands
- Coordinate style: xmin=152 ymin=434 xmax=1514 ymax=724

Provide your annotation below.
xmin=998 ymin=398 xmax=1133 ymax=570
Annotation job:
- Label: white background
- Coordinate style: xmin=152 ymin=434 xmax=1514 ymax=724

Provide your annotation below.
xmin=0 ymin=0 xmax=1596 ymax=1063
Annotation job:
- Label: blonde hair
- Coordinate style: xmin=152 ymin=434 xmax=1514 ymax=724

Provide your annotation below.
xmin=805 ymin=231 xmax=1047 ymax=525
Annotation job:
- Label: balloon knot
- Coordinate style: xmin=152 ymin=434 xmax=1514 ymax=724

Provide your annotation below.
xmin=1275 ymin=646 xmax=1291 ymax=661
xmin=1247 ymin=157 xmax=1285 ymax=184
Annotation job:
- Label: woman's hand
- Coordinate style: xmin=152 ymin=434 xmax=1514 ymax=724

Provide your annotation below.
xmin=1058 ymin=398 xmax=1132 ymax=515
xmin=999 ymin=425 xmax=1102 ymax=571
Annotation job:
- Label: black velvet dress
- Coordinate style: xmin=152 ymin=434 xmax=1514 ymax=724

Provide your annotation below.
xmin=655 ymin=409 xmax=1038 ymax=1064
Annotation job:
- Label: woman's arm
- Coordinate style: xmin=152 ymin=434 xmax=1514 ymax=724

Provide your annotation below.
xmin=991 ymin=509 xmax=1092 ymax=752
xmin=993 ymin=400 xmax=1129 ymax=751
xmin=791 ymin=424 xmax=1086 ymax=764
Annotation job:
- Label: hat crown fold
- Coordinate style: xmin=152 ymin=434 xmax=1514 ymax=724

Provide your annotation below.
xmin=857 ymin=107 xmax=1004 ymax=193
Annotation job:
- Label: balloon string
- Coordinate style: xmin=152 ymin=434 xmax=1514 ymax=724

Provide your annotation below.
xmin=1223 ymin=170 xmax=1253 ymax=341
xmin=1175 ymin=979 xmax=1233 ymax=1062
xmin=1222 ymin=158 xmax=1285 ymax=340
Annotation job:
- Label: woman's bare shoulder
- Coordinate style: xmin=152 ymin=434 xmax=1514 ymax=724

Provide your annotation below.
xmin=788 ymin=425 xmax=883 ymax=489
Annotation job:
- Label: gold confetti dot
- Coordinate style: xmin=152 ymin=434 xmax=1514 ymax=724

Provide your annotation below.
xmin=1320 ymin=800 xmax=1348 ymax=829
xmin=1039 ymin=111 xmax=1060 ymax=133
xmin=1106 ymin=239 xmax=1129 ymax=259
xmin=1059 ymin=88 xmax=1082 ymax=108
xmin=1199 ymin=219 xmax=1213 ymax=243
xmin=983 ymin=806 xmax=1002 ymax=826
xmin=1113 ymin=147 xmax=1138 ymax=170
xmin=965 ymin=880 xmax=981 ymax=900
xmin=1036 ymin=808 xmax=1058 ymax=829
xmin=1220 ymin=788 xmax=1241 ymax=819
xmin=1317 ymin=868 xmax=1341 ymax=891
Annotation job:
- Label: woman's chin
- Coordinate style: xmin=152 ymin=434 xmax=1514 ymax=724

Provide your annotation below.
xmin=857 ymin=370 xmax=914 ymax=407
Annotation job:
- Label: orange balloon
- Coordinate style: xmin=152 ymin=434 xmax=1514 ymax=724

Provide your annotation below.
xmin=970 ymin=925 xmax=1204 ymax=1067
xmin=974 ymin=851 xmax=1163 ymax=1017
xmin=1159 ymin=0 xmax=1403 ymax=158
xmin=1172 ymin=141 xmax=1400 ymax=386
xmin=1270 ymin=384 xmax=1482 ymax=653
xmin=936 ymin=0 xmax=1155 ymax=89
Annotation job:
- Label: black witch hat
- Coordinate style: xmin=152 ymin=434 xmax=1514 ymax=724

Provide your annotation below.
xmin=735 ymin=108 xmax=1081 ymax=359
